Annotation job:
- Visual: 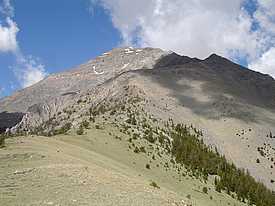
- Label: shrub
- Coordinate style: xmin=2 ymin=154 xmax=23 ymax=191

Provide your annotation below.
xmin=95 ymin=125 xmax=101 ymax=129
xmin=146 ymin=163 xmax=151 ymax=169
xmin=150 ymin=181 xmax=160 ymax=189
xmin=132 ymin=133 xmax=139 ymax=140
xmin=54 ymin=122 xmax=72 ymax=135
xmin=158 ymin=133 xmax=165 ymax=145
xmin=0 ymin=135 xmax=5 ymax=148
xmin=81 ymin=120 xmax=89 ymax=129
xmin=76 ymin=126 xmax=84 ymax=135
xmin=63 ymin=122 xmax=72 ymax=131
xmin=89 ymin=116 xmax=95 ymax=122
xmin=144 ymin=129 xmax=155 ymax=143
xmin=115 ymin=135 xmax=122 ymax=140
xmin=140 ymin=146 xmax=146 ymax=153
xmin=203 ymin=187 xmax=208 ymax=194
xmin=110 ymin=110 xmax=116 ymax=115
xmin=134 ymin=147 xmax=140 ymax=153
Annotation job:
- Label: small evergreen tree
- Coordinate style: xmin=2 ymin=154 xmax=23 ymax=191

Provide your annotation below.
xmin=0 ymin=135 xmax=5 ymax=148
xmin=76 ymin=126 xmax=84 ymax=135
xmin=203 ymin=187 xmax=208 ymax=194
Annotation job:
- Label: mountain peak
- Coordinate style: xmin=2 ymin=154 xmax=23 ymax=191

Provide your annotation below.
xmin=203 ymin=53 xmax=239 ymax=69
xmin=205 ymin=53 xmax=225 ymax=61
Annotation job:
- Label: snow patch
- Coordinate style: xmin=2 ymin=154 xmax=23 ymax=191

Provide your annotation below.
xmin=93 ymin=66 xmax=105 ymax=75
xmin=121 ymin=63 xmax=130 ymax=70
xmin=125 ymin=48 xmax=134 ymax=54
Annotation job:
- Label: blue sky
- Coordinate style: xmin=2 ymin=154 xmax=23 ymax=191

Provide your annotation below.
xmin=0 ymin=0 xmax=275 ymax=97
xmin=0 ymin=0 xmax=121 ymax=97
xmin=14 ymin=0 xmax=120 ymax=71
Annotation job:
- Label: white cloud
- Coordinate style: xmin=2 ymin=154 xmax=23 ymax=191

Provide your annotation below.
xmin=0 ymin=0 xmax=18 ymax=53
xmin=0 ymin=0 xmax=47 ymax=88
xmin=92 ymin=0 xmax=275 ymax=77
xmin=249 ymin=47 xmax=275 ymax=77
xmin=254 ymin=0 xmax=275 ymax=33
xmin=0 ymin=17 xmax=19 ymax=52
xmin=249 ymin=0 xmax=275 ymax=77
xmin=14 ymin=55 xmax=47 ymax=88
xmin=0 ymin=0 xmax=14 ymax=17
xmin=92 ymin=0 xmax=255 ymax=58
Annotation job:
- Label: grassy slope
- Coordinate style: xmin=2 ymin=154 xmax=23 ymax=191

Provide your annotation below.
xmin=0 ymin=123 xmax=247 ymax=206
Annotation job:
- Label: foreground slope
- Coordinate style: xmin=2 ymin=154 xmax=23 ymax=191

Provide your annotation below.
xmin=0 ymin=128 xmax=247 ymax=206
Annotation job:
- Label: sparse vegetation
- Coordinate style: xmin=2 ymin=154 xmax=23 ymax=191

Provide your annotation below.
xmin=144 ymin=129 xmax=155 ymax=143
xmin=12 ymin=88 xmax=275 ymax=206
xmin=167 ymin=122 xmax=275 ymax=206
xmin=149 ymin=181 xmax=160 ymax=189
xmin=257 ymin=147 xmax=265 ymax=157
xmin=42 ymin=98 xmax=275 ymax=205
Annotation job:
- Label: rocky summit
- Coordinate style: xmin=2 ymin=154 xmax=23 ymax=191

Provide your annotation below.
xmin=1 ymin=47 xmax=275 ymax=206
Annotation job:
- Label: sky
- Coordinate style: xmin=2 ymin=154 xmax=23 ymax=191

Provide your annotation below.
xmin=0 ymin=0 xmax=275 ymax=97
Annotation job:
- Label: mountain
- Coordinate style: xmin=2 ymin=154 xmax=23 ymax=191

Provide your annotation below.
xmin=1 ymin=47 xmax=275 ymax=205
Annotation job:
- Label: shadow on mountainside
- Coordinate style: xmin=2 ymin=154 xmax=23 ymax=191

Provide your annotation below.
xmin=0 ymin=112 xmax=25 ymax=134
xmin=140 ymin=53 xmax=275 ymax=123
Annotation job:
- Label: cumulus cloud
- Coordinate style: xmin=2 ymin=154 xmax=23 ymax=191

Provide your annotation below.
xmin=249 ymin=47 xmax=275 ymax=77
xmin=14 ymin=55 xmax=47 ymax=88
xmin=0 ymin=0 xmax=17 ymax=52
xmin=0 ymin=0 xmax=47 ymax=88
xmin=0 ymin=17 xmax=19 ymax=52
xmin=254 ymin=0 xmax=275 ymax=34
xmin=11 ymin=52 xmax=47 ymax=88
xmin=92 ymin=0 xmax=275 ymax=77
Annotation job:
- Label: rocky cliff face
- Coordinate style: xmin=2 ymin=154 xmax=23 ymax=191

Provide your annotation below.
xmin=1 ymin=47 xmax=275 ymax=189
